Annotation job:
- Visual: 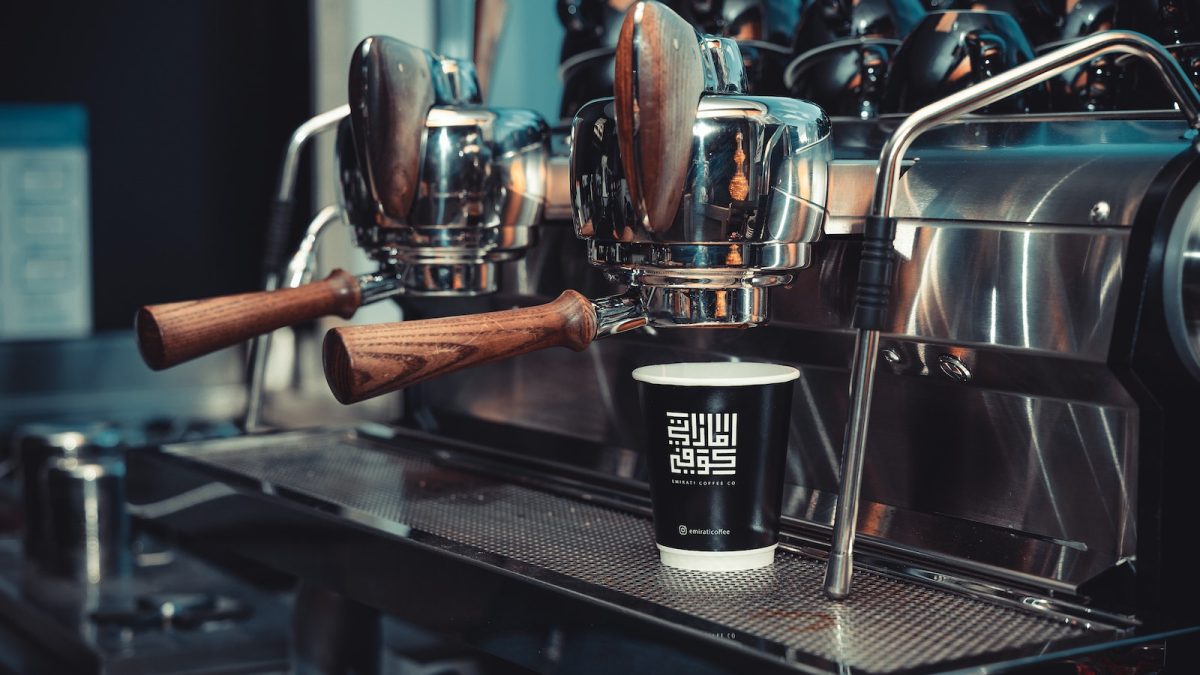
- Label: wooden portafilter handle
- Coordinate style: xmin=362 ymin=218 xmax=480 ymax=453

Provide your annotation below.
xmin=136 ymin=269 xmax=362 ymax=371
xmin=322 ymin=290 xmax=598 ymax=404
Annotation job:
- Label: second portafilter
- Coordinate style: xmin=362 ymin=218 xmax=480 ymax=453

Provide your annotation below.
xmin=135 ymin=36 xmax=551 ymax=372
xmin=322 ymin=0 xmax=831 ymax=405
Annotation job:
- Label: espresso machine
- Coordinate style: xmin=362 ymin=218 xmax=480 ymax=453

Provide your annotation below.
xmin=124 ymin=2 xmax=1200 ymax=673
xmin=322 ymin=4 xmax=829 ymax=404
xmin=133 ymin=36 xmax=559 ymax=429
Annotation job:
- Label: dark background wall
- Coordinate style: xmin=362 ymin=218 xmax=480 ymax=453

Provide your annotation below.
xmin=1 ymin=1 xmax=312 ymax=331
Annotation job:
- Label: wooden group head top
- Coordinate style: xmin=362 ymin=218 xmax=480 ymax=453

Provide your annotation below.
xmin=614 ymin=1 xmax=749 ymax=235
xmin=614 ymin=1 xmax=707 ymax=236
xmin=347 ymin=36 xmax=481 ymax=227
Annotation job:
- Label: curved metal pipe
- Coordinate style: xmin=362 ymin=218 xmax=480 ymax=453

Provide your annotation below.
xmin=245 ymin=205 xmax=345 ymax=432
xmin=260 ymin=105 xmax=351 ymax=285
xmin=284 ymin=206 xmax=345 ymax=289
xmin=871 ymin=30 xmax=1200 ymax=219
xmin=276 ymin=105 xmax=351 ymax=202
xmin=825 ymin=30 xmax=1200 ymax=600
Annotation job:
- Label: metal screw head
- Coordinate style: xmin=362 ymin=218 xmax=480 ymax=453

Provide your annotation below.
xmin=937 ymin=354 xmax=972 ymax=382
xmin=880 ymin=347 xmax=902 ymax=364
xmin=1090 ymin=201 xmax=1111 ymax=224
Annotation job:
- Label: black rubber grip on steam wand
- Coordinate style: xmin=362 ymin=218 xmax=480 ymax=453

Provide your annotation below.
xmin=852 ymin=215 xmax=898 ymax=331
xmin=261 ymin=197 xmax=295 ymax=279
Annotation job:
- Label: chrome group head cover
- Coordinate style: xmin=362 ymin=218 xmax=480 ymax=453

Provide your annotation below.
xmin=570 ymin=4 xmax=832 ymax=326
xmin=343 ymin=36 xmax=551 ymax=296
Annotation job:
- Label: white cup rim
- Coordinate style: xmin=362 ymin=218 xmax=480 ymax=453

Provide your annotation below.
xmin=632 ymin=362 xmax=799 ymax=387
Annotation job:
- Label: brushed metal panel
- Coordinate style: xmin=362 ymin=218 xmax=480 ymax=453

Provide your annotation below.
xmin=886 ymin=224 xmax=1127 ymax=360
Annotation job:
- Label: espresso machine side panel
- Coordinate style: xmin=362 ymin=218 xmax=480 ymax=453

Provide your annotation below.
xmin=1110 ymin=149 xmax=1200 ymax=627
xmin=397 ymin=118 xmax=1193 ymax=601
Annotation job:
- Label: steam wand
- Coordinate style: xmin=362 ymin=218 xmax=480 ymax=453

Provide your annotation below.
xmin=824 ymin=30 xmax=1200 ymax=600
xmin=246 ymin=106 xmax=349 ymax=430
xmin=245 ymin=205 xmax=369 ymax=431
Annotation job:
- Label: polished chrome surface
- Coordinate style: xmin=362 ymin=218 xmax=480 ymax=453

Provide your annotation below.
xmin=1165 ymin=179 xmax=1200 ymax=379
xmin=345 ymin=105 xmax=550 ymax=267
xmin=18 ymin=423 xmax=120 ymax=569
xmin=937 ymin=353 xmax=972 ymax=382
xmin=699 ymin=36 xmax=747 ymax=94
xmin=824 ymin=328 xmax=878 ymax=600
xmin=566 ymin=28 xmax=833 ymax=330
xmin=825 ymin=118 xmax=1193 ymax=233
xmin=574 ymin=95 xmax=830 ymax=256
xmin=826 ymin=29 xmax=1200 ymax=600
xmin=276 ymin=106 xmax=350 ymax=203
xmin=395 ymin=262 xmax=495 ymax=296
xmin=284 ymin=205 xmax=344 ymax=289
xmin=572 ymin=93 xmax=831 ymax=317
xmin=431 ymin=54 xmax=480 ymax=105
xmin=886 ymin=224 xmax=1127 ymax=360
xmin=824 ymin=159 xmax=896 ymax=234
xmin=591 ymin=284 xmax=771 ymax=334
xmin=544 ymin=150 xmax=573 ymax=222
xmin=641 ymin=285 xmax=769 ymax=326
xmin=779 ymin=224 xmax=1131 ymax=357
xmin=588 ymin=240 xmax=807 ymax=276
xmin=343 ymin=36 xmax=551 ymax=297
xmin=163 ymin=431 xmax=1114 ymax=673
xmin=17 ymin=424 xmax=130 ymax=583
xmin=592 ymin=290 xmax=646 ymax=338
xmin=411 ymin=107 xmax=548 ymax=233
xmin=890 ymin=145 xmax=1175 ymax=227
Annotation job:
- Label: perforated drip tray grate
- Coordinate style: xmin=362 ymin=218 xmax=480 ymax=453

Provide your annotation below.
xmin=165 ymin=429 xmax=1111 ymax=673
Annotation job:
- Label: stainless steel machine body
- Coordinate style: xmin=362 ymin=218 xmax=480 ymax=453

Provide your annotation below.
xmin=571 ymin=36 xmax=831 ymax=327
xmin=408 ymin=111 xmax=1200 ymax=619
xmin=128 ymin=96 xmax=1200 ymax=675
xmin=573 ymin=94 xmax=830 ymax=326
xmin=239 ymin=36 xmax=561 ymax=427
xmin=125 ymin=14 xmax=1200 ymax=674
xmin=824 ymin=28 xmax=1200 ymax=600
xmin=344 ymin=36 xmax=552 ymax=297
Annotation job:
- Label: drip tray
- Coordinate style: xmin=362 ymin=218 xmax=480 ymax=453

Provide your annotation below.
xmin=137 ymin=427 xmax=1126 ymax=674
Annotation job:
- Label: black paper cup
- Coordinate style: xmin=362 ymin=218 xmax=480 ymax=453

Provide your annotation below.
xmin=633 ymin=362 xmax=798 ymax=571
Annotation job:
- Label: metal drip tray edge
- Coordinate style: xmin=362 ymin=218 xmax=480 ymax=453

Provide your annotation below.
xmin=129 ymin=427 xmax=1146 ymax=674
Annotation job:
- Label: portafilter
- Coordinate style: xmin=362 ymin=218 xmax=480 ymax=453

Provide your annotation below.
xmin=135 ymin=36 xmax=551 ymax=371
xmin=322 ymin=0 xmax=831 ymax=405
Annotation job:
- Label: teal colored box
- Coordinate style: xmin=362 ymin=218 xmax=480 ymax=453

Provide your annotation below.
xmin=0 ymin=104 xmax=88 ymax=147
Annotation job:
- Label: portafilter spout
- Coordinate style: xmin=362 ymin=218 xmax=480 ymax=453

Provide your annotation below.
xmin=322 ymin=0 xmax=832 ymax=405
xmin=823 ymin=29 xmax=1200 ymax=601
xmin=136 ymin=35 xmax=553 ymax=372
